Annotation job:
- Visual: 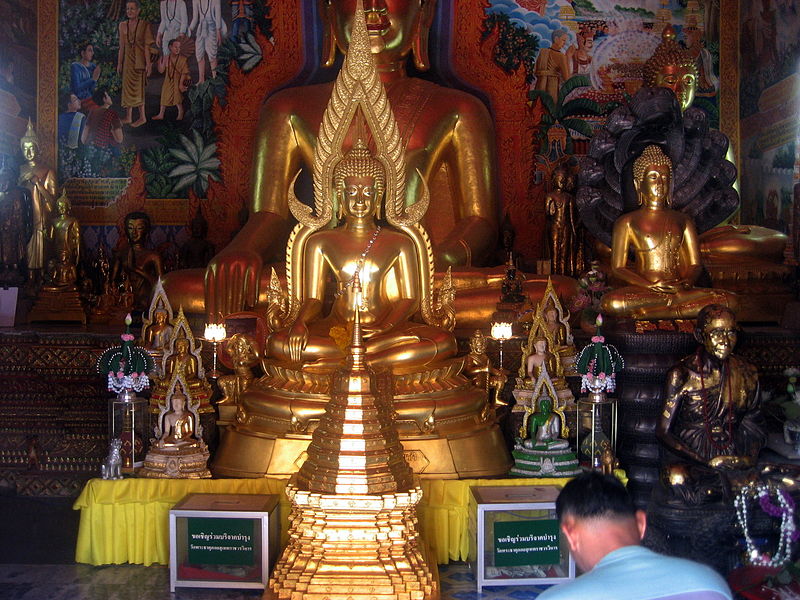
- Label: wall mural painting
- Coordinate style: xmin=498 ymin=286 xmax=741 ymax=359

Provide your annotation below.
xmin=0 ymin=0 xmax=38 ymax=165
xmin=454 ymin=0 xmax=720 ymax=264
xmin=738 ymin=0 xmax=800 ymax=246
xmin=58 ymin=0 xmax=272 ymax=271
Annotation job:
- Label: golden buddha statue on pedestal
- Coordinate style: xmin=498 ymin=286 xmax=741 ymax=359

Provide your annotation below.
xmin=601 ymin=145 xmax=737 ymax=320
xmin=149 ymin=308 xmax=214 ymax=427
xmin=212 ymin=3 xmax=510 ymax=480
xmin=28 ymin=191 xmax=86 ymax=324
xmin=139 ymin=279 xmax=175 ymax=373
xmin=140 ymin=373 xmax=211 ymax=479
xmin=578 ymin=26 xmax=789 ymax=321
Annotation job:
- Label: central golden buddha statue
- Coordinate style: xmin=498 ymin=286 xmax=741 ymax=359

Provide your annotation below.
xmin=212 ymin=2 xmax=510 ymax=480
xmin=601 ymin=145 xmax=736 ymax=319
xmin=165 ymin=0 xmax=503 ymax=321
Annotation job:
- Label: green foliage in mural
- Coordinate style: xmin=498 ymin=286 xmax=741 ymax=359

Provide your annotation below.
xmin=773 ymin=144 xmax=796 ymax=170
xmin=168 ymin=129 xmax=221 ymax=197
xmin=614 ymin=6 xmax=654 ymax=18
xmin=482 ymin=12 xmax=539 ymax=85
xmin=530 ymin=75 xmax=604 ymax=150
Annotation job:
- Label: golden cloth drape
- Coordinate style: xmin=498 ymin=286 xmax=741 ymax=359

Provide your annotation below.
xmin=73 ymin=476 xmax=575 ymax=566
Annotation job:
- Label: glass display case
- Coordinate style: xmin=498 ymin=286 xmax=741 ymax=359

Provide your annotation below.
xmin=469 ymin=485 xmax=575 ymax=590
xmin=169 ymin=493 xmax=280 ymax=591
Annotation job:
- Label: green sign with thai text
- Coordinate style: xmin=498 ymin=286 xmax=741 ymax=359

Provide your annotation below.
xmin=187 ymin=517 xmax=255 ymax=566
xmin=494 ymin=519 xmax=560 ymax=567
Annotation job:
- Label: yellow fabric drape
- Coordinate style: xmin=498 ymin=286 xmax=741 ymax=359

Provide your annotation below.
xmin=74 ymin=476 xmax=584 ymax=566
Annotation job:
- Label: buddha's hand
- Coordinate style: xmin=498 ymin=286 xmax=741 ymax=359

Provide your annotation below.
xmin=287 ymin=321 xmax=309 ymax=364
xmin=649 ymin=280 xmax=683 ymax=294
xmin=708 ymin=455 xmax=753 ymax=470
xmin=205 ymin=248 xmax=263 ymax=318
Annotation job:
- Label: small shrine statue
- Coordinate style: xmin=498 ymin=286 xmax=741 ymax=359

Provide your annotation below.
xmin=111 ymin=211 xmax=164 ymax=312
xmin=139 ymin=279 xmax=175 ymax=370
xmin=656 ymin=305 xmax=765 ymax=504
xmin=28 ymin=191 xmax=86 ymax=323
xmin=150 ymin=307 xmax=214 ymax=432
xmin=217 ymin=332 xmax=260 ymax=423
xmin=600 ymin=145 xmax=737 ymax=320
xmin=526 ymin=335 xmax=560 ymax=382
xmin=0 ymin=166 xmax=31 ymax=286
xmin=18 ymin=120 xmax=57 ymax=285
xmin=510 ymin=394 xmax=580 ymax=477
xmin=140 ymin=376 xmax=211 ymax=478
xmin=463 ymin=329 xmax=506 ymax=403
xmin=545 ymin=166 xmax=578 ymax=277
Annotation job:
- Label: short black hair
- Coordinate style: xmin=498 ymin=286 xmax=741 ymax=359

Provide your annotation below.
xmin=92 ymin=87 xmax=108 ymax=107
xmin=555 ymin=471 xmax=636 ymax=521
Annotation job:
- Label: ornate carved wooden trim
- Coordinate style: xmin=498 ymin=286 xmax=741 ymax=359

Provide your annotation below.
xmin=719 ymin=0 xmax=740 ymax=187
xmin=37 ymin=0 xmax=58 ymax=169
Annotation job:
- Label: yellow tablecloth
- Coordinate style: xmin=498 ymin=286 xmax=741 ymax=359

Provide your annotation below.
xmin=73 ymin=476 xmax=573 ymax=566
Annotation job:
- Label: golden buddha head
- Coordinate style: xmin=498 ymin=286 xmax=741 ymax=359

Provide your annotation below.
xmin=632 ymin=145 xmax=672 ymax=207
xmin=334 ymin=139 xmax=386 ymax=219
xmin=20 ymin=119 xmax=40 ymax=162
xmin=227 ymin=333 xmax=259 ymax=367
xmin=154 ymin=309 xmax=168 ymax=325
xmin=696 ymin=304 xmax=738 ymax=361
xmin=174 ymin=336 xmax=190 ymax=355
xmin=171 ymin=385 xmax=187 ymax=412
xmin=56 ymin=192 xmax=71 ymax=216
xmin=124 ymin=211 xmax=150 ymax=246
xmin=321 ymin=0 xmax=437 ymax=70
xmin=643 ymin=25 xmax=697 ymax=112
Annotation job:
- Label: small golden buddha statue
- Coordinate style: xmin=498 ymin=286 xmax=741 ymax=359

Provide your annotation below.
xmin=110 ymin=211 xmax=164 ymax=313
xmin=143 ymin=309 xmax=173 ymax=352
xmin=217 ymin=332 xmax=259 ymax=423
xmin=18 ymin=119 xmax=57 ymax=285
xmin=27 ymin=191 xmax=86 ymax=323
xmin=141 ymin=376 xmax=211 ymax=478
xmin=463 ymin=329 xmax=506 ymax=402
xmin=526 ymin=335 xmax=559 ymax=382
xmin=656 ymin=305 xmax=765 ymax=503
xmin=212 ymin=3 xmax=510 ymax=479
xmin=266 ymin=140 xmax=457 ymax=371
xmin=164 ymin=336 xmax=200 ymax=381
xmin=601 ymin=145 xmax=737 ymax=320
xmin=545 ymin=166 xmax=578 ymax=276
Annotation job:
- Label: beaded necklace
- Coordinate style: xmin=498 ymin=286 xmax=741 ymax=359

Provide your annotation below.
xmin=735 ymin=483 xmax=799 ymax=567
xmin=126 ymin=19 xmax=141 ymax=47
xmin=165 ymin=0 xmax=177 ymax=22
xmin=334 ymin=226 xmax=381 ymax=303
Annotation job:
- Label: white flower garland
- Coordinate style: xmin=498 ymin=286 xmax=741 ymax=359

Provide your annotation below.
xmin=734 ymin=483 xmax=798 ymax=567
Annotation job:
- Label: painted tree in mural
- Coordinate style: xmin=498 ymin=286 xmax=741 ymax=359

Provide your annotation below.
xmin=482 ymin=12 xmax=539 ymax=85
xmin=529 ymin=75 xmax=606 ymax=155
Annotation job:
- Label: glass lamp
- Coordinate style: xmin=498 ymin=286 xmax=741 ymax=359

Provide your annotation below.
xmin=203 ymin=323 xmax=227 ymax=379
xmin=574 ymin=314 xmax=623 ymax=472
xmin=490 ymin=321 xmax=514 ymax=370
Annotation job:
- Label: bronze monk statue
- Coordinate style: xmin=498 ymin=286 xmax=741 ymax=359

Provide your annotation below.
xmin=656 ymin=304 xmax=765 ymax=503
xmin=601 ymin=145 xmax=736 ymax=319
xmin=165 ymin=0 xmax=501 ymax=320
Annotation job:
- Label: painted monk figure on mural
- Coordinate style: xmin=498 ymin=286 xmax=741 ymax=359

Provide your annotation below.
xmin=117 ymin=0 xmax=155 ymax=127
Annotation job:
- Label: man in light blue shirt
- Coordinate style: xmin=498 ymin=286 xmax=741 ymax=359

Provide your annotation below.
xmin=538 ymin=472 xmax=732 ymax=600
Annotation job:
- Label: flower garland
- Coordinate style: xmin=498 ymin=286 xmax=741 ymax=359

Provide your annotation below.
xmin=97 ymin=314 xmax=155 ymax=394
xmin=734 ymin=482 xmax=799 ymax=567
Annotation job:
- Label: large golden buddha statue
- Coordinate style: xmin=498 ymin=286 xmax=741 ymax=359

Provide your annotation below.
xmin=165 ymin=0 xmax=502 ymax=321
xmin=601 ymin=145 xmax=736 ymax=319
xmin=212 ymin=2 xmax=510 ymax=479
xmin=578 ymin=26 xmax=788 ymax=320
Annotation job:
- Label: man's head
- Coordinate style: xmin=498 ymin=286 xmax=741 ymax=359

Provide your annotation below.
xmin=92 ymin=87 xmax=112 ymax=108
xmin=551 ymin=28 xmax=568 ymax=50
xmin=320 ymin=0 xmax=437 ymax=70
xmin=62 ymin=93 xmax=80 ymax=113
xmin=126 ymin=0 xmax=140 ymax=20
xmin=556 ymin=472 xmax=646 ymax=571
xmin=168 ymin=38 xmax=181 ymax=55
xmin=695 ymin=304 xmax=737 ymax=361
